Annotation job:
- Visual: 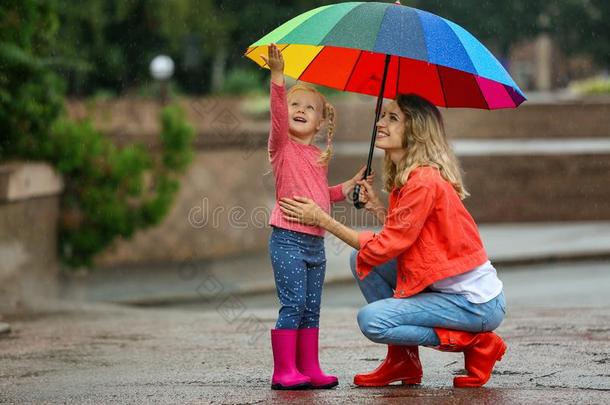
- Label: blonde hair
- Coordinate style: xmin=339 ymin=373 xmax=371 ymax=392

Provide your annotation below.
xmin=287 ymin=83 xmax=336 ymax=166
xmin=383 ymin=94 xmax=469 ymax=199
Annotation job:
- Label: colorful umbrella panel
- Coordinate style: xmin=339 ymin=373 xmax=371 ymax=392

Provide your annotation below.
xmin=246 ymin=2 xmax=526 ymax=109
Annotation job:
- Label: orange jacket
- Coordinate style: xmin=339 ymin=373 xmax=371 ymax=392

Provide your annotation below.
xmin=356 ymin=166 xmax=488 ymax=298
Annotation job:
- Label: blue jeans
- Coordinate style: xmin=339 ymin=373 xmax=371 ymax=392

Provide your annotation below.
xmin=270 ymin=227 xmax=326 ymax=329
xmin=349 ymin=250 xmax=506 ymax=346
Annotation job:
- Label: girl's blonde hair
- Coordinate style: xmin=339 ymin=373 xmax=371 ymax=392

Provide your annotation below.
xmin=383 ymin=94 xmax=469 ymax=199
xmin=287 ymin=83 xmax=336 ymax=166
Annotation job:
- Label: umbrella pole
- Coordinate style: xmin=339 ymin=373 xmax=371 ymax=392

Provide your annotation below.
xmin=352 ymin=53 xmax=392 ymax=209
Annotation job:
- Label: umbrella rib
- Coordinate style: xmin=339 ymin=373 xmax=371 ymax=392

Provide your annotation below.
xmin=266 ymin=43 xmax=290 ymax=70
xmin=395 ymin=56 xmax=400 ymax=98
xmin=474 ymin=74 xmax=491 ymax=110
xmin=296 ymin=46 xmax=324 ymax=81
xmin=343 ymin=49 xmax=363 ymax=91
xmin=436 ymin=64 xmax=448 ymax=108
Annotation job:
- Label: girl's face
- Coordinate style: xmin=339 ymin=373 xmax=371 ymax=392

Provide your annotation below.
xmin=375 ymin=101 xmax=407 ymax=151
xmin=287 ymin=90 xmax=324 ymax=139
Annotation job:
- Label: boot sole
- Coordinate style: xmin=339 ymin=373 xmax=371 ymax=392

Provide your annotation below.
xmin=354 ymin=376 xmax=422 ymax=387
xmin=453 ymin=341 xmax=507 ymax=388
xmin=271 ymin=382 xmax=312 ymax=390
xmin=310 ymin=381 xmax=339 ymax=389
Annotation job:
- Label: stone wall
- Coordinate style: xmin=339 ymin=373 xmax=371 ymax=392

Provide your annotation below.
xmin=60 ymin=97 xmax=610 ymax=267
xmin=0 ymin=163 xmax=63 ymax=312
xmin=65 ymin=97 xmax=610 ymax=148
xmin=95 ymin=150 xmax=276 ymax=267
xmin=94 ymin=148 xmax=610 ymax=267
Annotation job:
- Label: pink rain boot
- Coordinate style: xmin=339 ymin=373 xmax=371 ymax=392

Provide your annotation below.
xmin=270 ymin=329 xmax=312 ymax=390
xmin=296 ymin=328 xmax=338 ymax=389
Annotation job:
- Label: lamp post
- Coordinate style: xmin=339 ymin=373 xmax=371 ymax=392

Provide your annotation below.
xmin=149 ymin=55 xmax=174 ymax=104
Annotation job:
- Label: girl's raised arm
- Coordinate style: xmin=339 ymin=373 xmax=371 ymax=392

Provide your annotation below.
xmin=261 ymin=44 xmax=288 ymax=158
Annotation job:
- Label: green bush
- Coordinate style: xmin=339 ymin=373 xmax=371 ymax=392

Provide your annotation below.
xmin=45 ymin=105 xmax=194 ymax=268
xmin=220 ymin=67 xmax=265 ymax=96
xmin=1 ymin=0 xmax=196 ymax=269
xmin=571 ymin=76 xmax=610 ymax=95
xmin=0 ymin=1 xmax=64 ymax=160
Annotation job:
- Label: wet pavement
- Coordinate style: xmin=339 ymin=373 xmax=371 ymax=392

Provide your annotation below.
xmin=2 ymin=260 xmax=609 ymax=404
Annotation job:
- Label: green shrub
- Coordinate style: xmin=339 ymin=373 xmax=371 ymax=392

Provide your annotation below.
xmin=0 ymin=1 xmax=64 ymax=160
xmin=571 ymin=76 xmax=610 ymax=95
xmin=1 ymin=0 xmax=196 ymax=269
xmin=47 ymin=105 xmax=194 ymax=268
xmin=220 ymin=67 xmax=265 ymax=96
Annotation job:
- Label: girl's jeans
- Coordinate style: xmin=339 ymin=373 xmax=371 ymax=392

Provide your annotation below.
xmin=270 ymin=227 xmax=326 ymax=329
xmin=349 ymin=250 xmax=506 ymax=346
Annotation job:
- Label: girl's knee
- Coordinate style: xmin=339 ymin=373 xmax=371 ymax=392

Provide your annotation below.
xmin=281 ymin=298 xmax=307 ymax=316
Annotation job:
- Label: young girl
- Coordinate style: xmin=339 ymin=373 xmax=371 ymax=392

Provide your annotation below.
xmin=261 ymin=44 xmax=370 ymax=390
xmin=279 ymin=94 xmax=506 ymax=388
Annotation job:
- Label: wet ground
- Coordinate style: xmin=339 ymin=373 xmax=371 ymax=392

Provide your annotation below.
xmin=1 ymin=260 xmax=609 ymax=404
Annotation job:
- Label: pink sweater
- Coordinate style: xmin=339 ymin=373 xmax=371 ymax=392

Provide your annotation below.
xmin=268 ymin=82 xmax=345 ymax=237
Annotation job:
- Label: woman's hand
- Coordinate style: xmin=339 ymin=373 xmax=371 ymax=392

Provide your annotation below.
xmin=279 ymin=196 xmax=329 ymax=227
xmin=356 ymin=179 xmax=387 ymax=222
xmin=342 ymin=165 xmax=375 ymax=197
xmin=261 ymin=43 xmax=284 ymax=85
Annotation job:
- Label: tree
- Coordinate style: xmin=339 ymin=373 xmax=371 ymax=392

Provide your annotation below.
xmin=0 ymin=0 xmax=64 ymax=159
xmin=1 ymin=0 xmax=196 ymax=268
xmin=30 ymin=0 xmax=610 ymax=97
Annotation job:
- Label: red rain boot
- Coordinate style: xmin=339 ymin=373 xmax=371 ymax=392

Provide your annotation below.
xmin=353 ymin=345 xmax=422 ymax=387
xmin=270 ymin=329 xmax=311 ymax=390
xmin=295 ymin=328 xmax=338 ymax=389
xmin=434 ymin=328 xmax=507 ymax=388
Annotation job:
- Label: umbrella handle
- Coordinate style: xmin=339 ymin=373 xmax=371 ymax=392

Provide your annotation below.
xmin=352 ymin=163 xmax=373 ymax=209
xmin=353 ymin=53 xmax=392 ymax=209
xmin=352 ymin=184 xmax=366 ymax=209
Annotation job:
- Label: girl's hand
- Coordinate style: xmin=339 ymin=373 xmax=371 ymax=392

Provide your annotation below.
xmin=279 ymin=196 xmax=328 ymax=227
xmin=356 ymin=179 xmax=382 ymax=212
xmin=261 ymin=43 xmax=284 ymax=78
xmin=343 ymin=165 xmax=374 ymax=197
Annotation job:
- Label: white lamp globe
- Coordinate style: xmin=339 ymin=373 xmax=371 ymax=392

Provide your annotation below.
xmin=150 ymin=55 xmax=175 ymax=80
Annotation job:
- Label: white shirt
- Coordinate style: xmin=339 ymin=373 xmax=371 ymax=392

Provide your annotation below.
xmin=429 ymin=260 xmax=503 ymax=304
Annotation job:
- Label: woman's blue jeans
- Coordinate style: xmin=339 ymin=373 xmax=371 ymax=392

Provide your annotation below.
xmin=349 ymin=250 xmax=506 ymax=346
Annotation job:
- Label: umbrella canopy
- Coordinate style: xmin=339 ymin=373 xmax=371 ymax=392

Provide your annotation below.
xmin=245 ymin=1 xmax=526 ymax=109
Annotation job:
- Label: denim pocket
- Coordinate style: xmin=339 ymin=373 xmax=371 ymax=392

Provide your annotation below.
xmin=497 ymin=292 xmax=507 ymax=315
xmin=481 ymin=294 xmax=505 ymax=332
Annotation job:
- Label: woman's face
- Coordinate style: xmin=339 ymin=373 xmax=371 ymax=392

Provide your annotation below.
xmin=374 ymin=101 xmax=407 ymax=151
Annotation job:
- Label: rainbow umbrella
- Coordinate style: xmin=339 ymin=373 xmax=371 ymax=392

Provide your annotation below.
xmin=245 ymin=1 xmax=526 ymax=206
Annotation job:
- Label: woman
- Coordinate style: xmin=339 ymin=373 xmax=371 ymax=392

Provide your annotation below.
xmin=278 ymin=94 xmax=507 ymax=388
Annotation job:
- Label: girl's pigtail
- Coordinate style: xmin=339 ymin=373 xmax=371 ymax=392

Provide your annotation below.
xmin=317 ymin=102 xmax=336 ymax=166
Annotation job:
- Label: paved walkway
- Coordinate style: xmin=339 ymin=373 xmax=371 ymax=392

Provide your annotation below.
xmin=4 ymin=224 xmax=610 ymax=403
xmin=1 ymin=302 xmax=608 ymax=403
